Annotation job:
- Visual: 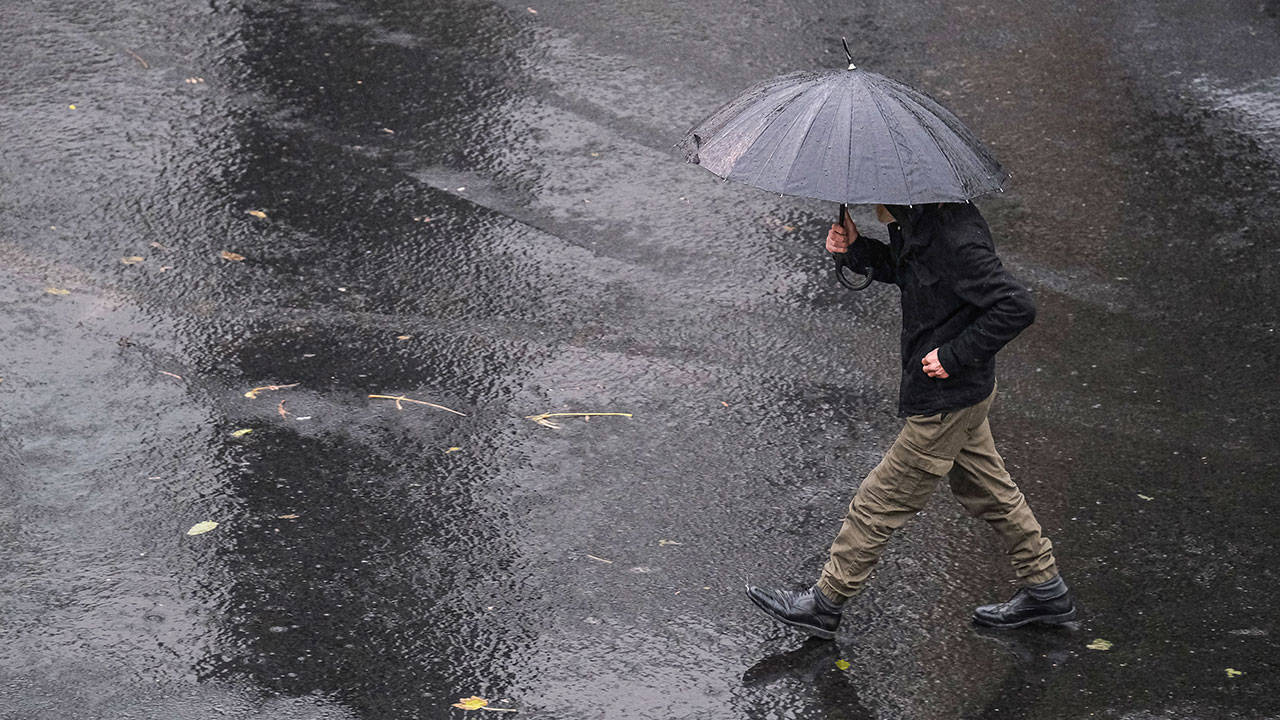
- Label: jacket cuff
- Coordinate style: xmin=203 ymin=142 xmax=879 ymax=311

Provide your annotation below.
xmin=938 ymin=344 xmax=962 ymax=374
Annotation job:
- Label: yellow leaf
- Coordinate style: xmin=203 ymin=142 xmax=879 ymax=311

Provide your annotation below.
xmin=452 ymin=696 xmax=488 ymax=710
xmin=186 ymin=521 xmax=218 ymax=535
xmin=121 ymin=256 xmax=144 ymax=265
xmin=1086 ymin=638 xmax=1113 ymax=651
xmin=835 ymin=659 xmax=851 ymax=670
xmin=445 ymin=447 xmax=463 ymax=454
xmin=246 ymin=210 xmax=267 ymax=219
xmin=231 ymin=428 xmax=253 ymax=437
xmin=396 ymin=335 xmax=412 ymax=340
xmin=68 ymin=104 xmax=77 ymax=110
xmin=1226 ymin=668 xmax=1245 ymax=677
xmin=220 ymin=250 xmax=246 ymax=262
xmin=45 ymin=287 xmax=70 ymax=295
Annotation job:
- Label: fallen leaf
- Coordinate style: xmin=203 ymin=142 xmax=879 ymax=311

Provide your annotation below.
xmin=449 ymin=696 xmax=516 ymax=712
xmin=590 ymin=152 xmax=599 ymax=157
xmin=159 ymin=371 xmax=183 ymax=380
xmin=524 ymin=411 xmax=632 ymax=429
xmin=452 ymin=697 xmax=488 ymax=711
xmin=45 ymin=287 xmax=70 ymax=295
xmin=1226 ymin=668 xmax=1245 ymax=678
xmin=445 ymin=447 xmax=463 ymax=454
xmin=1137 ymin=494 xmax=1153 ymax=501
xmin=527 ymin=7 xmax=537 ymax=13
xmin=186 ymin=521 xmax=218 ymax=535
xmin=121 ymin=256 xmax=144 ymax=264
xmin=246 ymin=210 xmax=267 ymax=219
xmin=277 ymin=400 xmax=290 ymax=419
xmin=720 ymin=401 xmax=729 ymax=407
xmin=382 ymin=127 xmax=395 ymax=134
xmin=396 ymin=334 xmax=413 ymax=340
xmin=278 ymin=514 xmax=299 ymax=519
xmin=220 ymin=250 xmax=245 ymax=261
xmin=150 ymin=241 xmax=168 ymax=249
xmin=1086 ymin=638 xmax=1113 ymax=651
xmin=244 ymin=382 xmax=299 ymax=399
xmin=658 ymin=539 xmax=682 ymax=546
xmin=835 ymin=659 xmax=851 ymax=671
xmin=782 ymin=224 xmax=795 ymax=231
xmin=231 ymin=428 xmax=253 ymax=438
xmin=68 ymin=104 xmax=77 ymax=110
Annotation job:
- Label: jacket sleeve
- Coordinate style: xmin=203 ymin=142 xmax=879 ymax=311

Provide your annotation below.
xmin=846 ymin=234 xmax=897 ymax=285
xmin=937 ymin=237 xmax=1035 ymax=372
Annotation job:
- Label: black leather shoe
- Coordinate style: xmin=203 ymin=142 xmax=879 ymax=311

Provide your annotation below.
xmin=973 ymin=587 xmax=1077 ymax=628
xmin=745 ymin=585 xmax=841 ymax=640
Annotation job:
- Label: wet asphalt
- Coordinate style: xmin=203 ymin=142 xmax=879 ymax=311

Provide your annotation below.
xmin=1 ymin=1 xmax=1279 ymax=718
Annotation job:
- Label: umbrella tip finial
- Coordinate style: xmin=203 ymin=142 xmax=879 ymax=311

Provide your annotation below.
xmin=841 ymin=36 xmax=856 ymax=70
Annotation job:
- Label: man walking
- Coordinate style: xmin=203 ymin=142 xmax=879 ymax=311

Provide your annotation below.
xmin=746 ymin=203 xmax=1075 ymax=639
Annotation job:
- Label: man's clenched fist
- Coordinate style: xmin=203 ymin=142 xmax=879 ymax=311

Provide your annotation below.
xmin=826 ymin=216 xmax=858 ymax=254
xmin=921 ymin=348 xmax=949 ymax=379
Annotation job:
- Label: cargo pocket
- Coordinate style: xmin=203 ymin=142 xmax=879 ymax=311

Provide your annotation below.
xmin=893 ymin=411 xmax=968 ymax=476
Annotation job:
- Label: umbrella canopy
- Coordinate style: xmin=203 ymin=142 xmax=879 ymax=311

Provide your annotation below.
xmin=678 ymin=66 xmax=1009 ymax=205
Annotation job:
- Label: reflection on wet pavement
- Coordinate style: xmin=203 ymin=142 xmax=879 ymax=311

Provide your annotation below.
xmin=1 ymin=0 xmax=1277 ymax=717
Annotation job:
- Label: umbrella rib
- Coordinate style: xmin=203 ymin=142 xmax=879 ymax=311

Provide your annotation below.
xmin=727 ymin=82 xmax=820 ymax=175
xmin=762 ymin=83 xmax=840 ymax=190
xmin=888 ymin=86 xmax=968 ymax=197
xmin=890 ymin=89 xmax=962 ymax=196
xmin=748 ymin=81 xmax=831 ymax=189
xmin=864 ymin=76 xmax=914 ymax=202
xmin=695 ymin=80 xmax=814 ymax=175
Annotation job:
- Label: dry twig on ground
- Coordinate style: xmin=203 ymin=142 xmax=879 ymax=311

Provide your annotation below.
xmin=368 ymin=394 xmax=466 ymax=416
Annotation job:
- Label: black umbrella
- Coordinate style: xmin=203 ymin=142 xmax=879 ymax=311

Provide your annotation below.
xmin=678 ymin=40 xmax=1008 ymax=290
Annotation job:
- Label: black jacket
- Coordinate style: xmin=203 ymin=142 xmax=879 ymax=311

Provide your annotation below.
xmin=847 ymin=203 xmax=1035 ymax=417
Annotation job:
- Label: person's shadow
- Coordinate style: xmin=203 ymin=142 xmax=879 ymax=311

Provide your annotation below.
xmin=742 ymin=639 xmax=876 ymax=718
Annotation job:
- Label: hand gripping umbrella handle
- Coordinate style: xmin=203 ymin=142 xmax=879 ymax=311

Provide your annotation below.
xmin=832 ymin=203 xmax=872 ymax=291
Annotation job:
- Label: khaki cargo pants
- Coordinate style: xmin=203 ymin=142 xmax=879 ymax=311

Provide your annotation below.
xmin=817 ymin=386 xmax=1058 ymax=602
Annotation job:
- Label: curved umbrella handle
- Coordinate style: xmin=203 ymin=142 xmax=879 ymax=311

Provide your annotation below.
xmin=832 ymin=203 xmax=872 ymax=291
xmin=832 ymin=251 xmax=873 ymax=291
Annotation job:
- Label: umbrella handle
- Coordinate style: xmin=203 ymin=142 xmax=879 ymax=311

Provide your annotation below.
xmin=832 ymin=252 xmax=873 ymax=291
xmin=832 ymin=203 xmax=872 ymax=291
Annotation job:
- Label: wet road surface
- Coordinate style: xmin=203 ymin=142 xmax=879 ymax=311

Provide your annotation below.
xmin=1 ymin=1 xmax=1278 ymax=718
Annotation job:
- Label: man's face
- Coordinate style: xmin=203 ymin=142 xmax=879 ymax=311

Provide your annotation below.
xmin=874 ymin=204 xmax=895 ymax=224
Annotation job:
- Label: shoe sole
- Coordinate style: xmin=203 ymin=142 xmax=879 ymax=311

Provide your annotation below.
xmin=972 ymin=607 xmax=1078 ymax=629
xmin=745 ymin=589 xmax=837 ymax=640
